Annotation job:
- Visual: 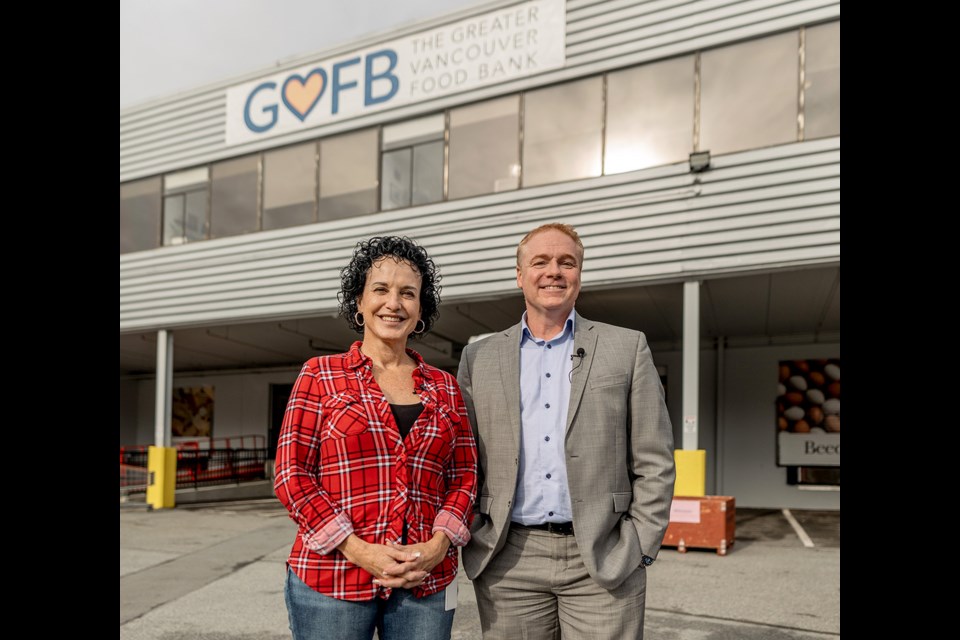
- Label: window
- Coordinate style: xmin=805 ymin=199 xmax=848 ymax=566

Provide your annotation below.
xmin=605 ymin=56 xmax=694 ymax=174
xmin=120 ymin=177 xmax=161 ymax=254
xmin=319 ymin=128 xmax=379 ymax=221
xmin=523 ymin=78 xmax=603 ymax=187
xmin=700 ymin=32 xmax=798 ymax=154
xmin=163 ymin=167 xmax=208 ymax=246
xmin=787 ymin=467 xmax=840 ymax=486
xmin=380 ymin=116 xmax=444 ymax=211
xmin=382 ymin=148 xmax=411 ymax=211
xmin=448 ymin=96 xmax=520 ymax=199
xmin=263 ymin=142 xmax=316 ymax=230
xmin=804 ymin=22 xmax=840 ymax=140
xmin=210 ymin=155 xmax=259 ymax=239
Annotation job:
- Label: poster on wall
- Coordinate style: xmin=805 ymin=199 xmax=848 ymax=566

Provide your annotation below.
xmin=172 ymin=386 xmax=214 ymax=438
xmin=776 ymin=360 xmax=839 ymax=466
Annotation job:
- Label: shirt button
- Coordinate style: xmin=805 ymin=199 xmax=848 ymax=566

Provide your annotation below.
xmin=548 ymin=511 xmax=554 ymax=516
xmin=546 ymin=403 xmax=551 ymax=409
xmin=546 ymin=344 xmax=552 ymax=349
xmin=544 ymin=436 xmax=550 ymax=442
xmin=546 ymin=473 xmax=552 ymax=479
xmin=545 ymin=373 xmax=551 ymax=378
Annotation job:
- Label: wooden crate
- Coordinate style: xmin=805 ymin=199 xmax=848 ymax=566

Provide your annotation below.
xmin=662 ymin=495 xmax=735 ymax=556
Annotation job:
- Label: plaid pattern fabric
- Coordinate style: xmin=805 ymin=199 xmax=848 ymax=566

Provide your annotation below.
xmin=275 ymin=341 xmax=478 ymax=601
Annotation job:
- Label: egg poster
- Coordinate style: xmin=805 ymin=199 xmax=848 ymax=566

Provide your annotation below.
xmin=776 ymin=360 xmax=839 ymax=466
xmin=171 ymin=386 xmax=215 ymax=438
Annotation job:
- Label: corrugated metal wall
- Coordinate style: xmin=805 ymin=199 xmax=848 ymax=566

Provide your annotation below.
xmin=120 ymin=137 xmax=839 ymax=332
xmin=119 ymin=0 xmax=840 ymax=182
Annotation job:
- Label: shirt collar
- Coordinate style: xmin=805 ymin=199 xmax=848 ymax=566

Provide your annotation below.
xmin=345 ymin=340 xmax=426 ymax=371
xmin=520 ymin=308 xmax=576 ymax=345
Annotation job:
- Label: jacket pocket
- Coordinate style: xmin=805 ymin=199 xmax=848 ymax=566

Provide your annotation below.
xmin=612 ymin=491 xmax=632 ymax=513
xmin=590 ymin=374 xmax=629 ymax=389
xmin=478 ymin=495 xmax=494 ymax=514
xmin=470 ymin=495 xmax=493 ymax=532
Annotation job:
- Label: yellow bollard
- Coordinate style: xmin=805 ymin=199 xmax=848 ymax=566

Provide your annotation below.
xmin=146 ymin=446 xmax=177 ymax=509
xmin=673 ymin=449 xmax=706 ymax=497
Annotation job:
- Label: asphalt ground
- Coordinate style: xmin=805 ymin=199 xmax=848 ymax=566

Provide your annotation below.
xmin=120 ymin=499 xmax=839 ymax=639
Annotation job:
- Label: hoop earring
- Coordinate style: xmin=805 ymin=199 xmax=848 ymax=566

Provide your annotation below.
xmin=414 ymin=319 xmax=426 ymax=334
xmin=354 ymin=312 xmax=365 ymax=327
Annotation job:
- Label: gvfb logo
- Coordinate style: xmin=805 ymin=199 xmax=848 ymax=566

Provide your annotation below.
xmin=242 ymin=49 xmax=399 ymax=135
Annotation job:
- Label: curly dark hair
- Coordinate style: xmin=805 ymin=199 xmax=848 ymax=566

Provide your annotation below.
xmin=337 ymin=236 xmax=442 ymax=338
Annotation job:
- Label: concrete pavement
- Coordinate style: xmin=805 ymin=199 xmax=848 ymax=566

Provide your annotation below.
xmin=120 ymin=499 xmax=839 ymax=639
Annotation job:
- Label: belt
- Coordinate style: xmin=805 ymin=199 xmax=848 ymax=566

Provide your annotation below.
xmin=512 ymin=521 xmax=574 ymax=535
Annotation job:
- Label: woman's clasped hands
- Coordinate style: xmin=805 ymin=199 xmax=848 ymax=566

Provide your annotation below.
xmin=337 ymin=533 xmax=451 ymax=589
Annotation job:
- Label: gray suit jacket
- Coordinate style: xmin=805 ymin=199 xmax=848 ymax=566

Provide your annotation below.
xmin=457 ymin=312 xmax=676 ymax=590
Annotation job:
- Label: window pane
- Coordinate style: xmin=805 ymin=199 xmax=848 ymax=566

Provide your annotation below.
xmin=381 ymin=148 xmax=412 ymax=211
xmin=163 ymin=167 xmax=209 ymax=246
xmin=383 ymin=114 xmax=444 ymax=151
xmin=381 ymin=116 xmax=443 ymax=209
xmin=412 ymin=141 xmax=443 ymax=205
xmin=449 ymin=96 xmax=519 ymax=199
xmin=120 ymin=177 xmax=161 ymax=254
xmin=319 ymin=128 xmax=378 ymax=221
xmin=211 ymin=155 xmax=258 ymax=239
xmin=162 ymin=195 xmax=185 ymax=245
xmin=185 ymin=190 xmax=208 ymax=241
xmin=523 ymin=77 xmax=603 ymax=187
xmin=606 ymin=56 xmax=694 ymax=173
xmin=701 ymin=32 xmax=798 ymax=155
xmin=805 ymin=21 xmax=840 ymax=140
xmin=263 ymin=142 xmax=316 ymax=230
xmin=164 ymin=167 xmax=208 ymax=192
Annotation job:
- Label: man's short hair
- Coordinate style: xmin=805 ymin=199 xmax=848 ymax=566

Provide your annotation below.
xmin=516 ymin=223 xmax=584 ymax=266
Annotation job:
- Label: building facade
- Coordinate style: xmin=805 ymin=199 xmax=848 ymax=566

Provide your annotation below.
xmin=120 ymin=0 xmax=840 ymax=508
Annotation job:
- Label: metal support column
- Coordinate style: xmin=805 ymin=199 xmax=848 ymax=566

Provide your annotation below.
xmin=154 ymin=329 xmax=174 ymax=447
xmin=675 ymin=280 xmax=706 ymax=496
xmin=682 ymin=280 xmax=700 ymax=450
xmin=148 ymin=329 xmax=177 ymax=509
xmin=715 ymin=335 xmax=726 ymax=495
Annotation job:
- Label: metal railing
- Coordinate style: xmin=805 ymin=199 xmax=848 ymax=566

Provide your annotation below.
xmin=120 ymin=436 xmax=269 ymax=497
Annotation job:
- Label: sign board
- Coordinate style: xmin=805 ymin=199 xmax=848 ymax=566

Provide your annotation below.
xmin=226 ymin=0 xmax=567 ymax=145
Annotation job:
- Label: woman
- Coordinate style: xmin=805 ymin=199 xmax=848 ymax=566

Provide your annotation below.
xmin=275 ymin=236 xmax=478 ymax=640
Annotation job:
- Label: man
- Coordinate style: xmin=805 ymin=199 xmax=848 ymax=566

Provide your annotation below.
xmin=457 ymin=223 xmax=676 ymax=640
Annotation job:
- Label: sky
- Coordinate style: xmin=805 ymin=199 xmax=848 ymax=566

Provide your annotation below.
xmin=120 ymin=0 xmax=490 ymax=109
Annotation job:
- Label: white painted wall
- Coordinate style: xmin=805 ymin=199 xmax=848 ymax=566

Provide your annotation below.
xmin=121 ymin=368 xmax=300 ymax=447
xmin=653 ymin=344 xmax=840 ymax=510
xmin=718 ymin=343 xmax=839 ymax=509
xmin=655 ymin=342 xmax=840 ymax=510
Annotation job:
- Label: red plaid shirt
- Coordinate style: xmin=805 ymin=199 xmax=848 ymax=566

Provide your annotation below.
xmin=275 ymin=342 xmax=478 ymax=601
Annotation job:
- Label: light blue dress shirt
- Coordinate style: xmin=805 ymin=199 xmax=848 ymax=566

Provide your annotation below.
xmin=511 ymin=308 xmax=576 ymax=525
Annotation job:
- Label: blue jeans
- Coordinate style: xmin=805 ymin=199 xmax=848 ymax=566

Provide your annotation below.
xmin=285 ymin=566 xmax=455 ymax=640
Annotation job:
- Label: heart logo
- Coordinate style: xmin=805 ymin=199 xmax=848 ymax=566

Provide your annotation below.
xmin=282 ymin=69 xmax=327 ymax=122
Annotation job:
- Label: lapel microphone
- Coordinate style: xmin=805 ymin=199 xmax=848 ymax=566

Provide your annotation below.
xmin=569 ymin=347 xmax=586 ymax=381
